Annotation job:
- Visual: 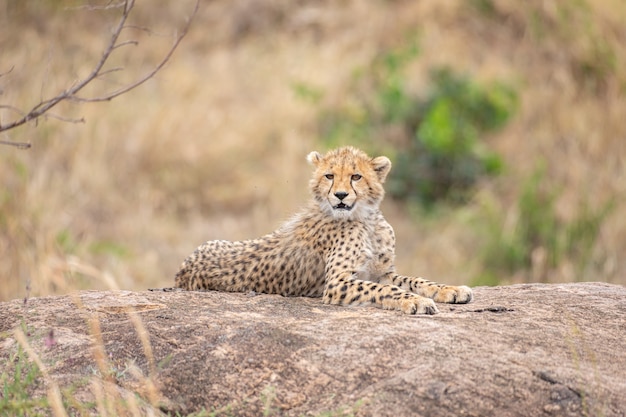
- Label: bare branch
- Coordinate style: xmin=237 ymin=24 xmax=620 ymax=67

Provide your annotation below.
xmin=0 ymin=140 xmax=31 ymax=149
xmin=0 ymin=0 xmax=199 ymax=137
xmin=43 ymin=113 xmax=86 ymax=124
xmin=0 ymin=66 xmax=14 ymax=78
xmin=112 ymin=40 xmax=139 ymax=50
xmin=124 ymin=25 xmax=160 ymax=36
xmin=67 ymin=2 xmax=126 ymax=12
xmin=73 ymin=15 xmax=197 ymax=103
xmin=0 ymin=105 xmax=27 ymax=117
xmin=96 ymin=67 xmax=125 ymax=78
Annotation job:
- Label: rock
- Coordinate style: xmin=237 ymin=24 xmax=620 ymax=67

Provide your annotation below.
xmin=1 ymin=283 xmax=625 ymax=416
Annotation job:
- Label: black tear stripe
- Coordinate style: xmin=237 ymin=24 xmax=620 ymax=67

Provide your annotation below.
xmin=326 ymin=178 xmax=334 ymax=196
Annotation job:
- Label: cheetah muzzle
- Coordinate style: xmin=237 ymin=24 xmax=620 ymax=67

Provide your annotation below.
xmin=174 ymin=146 xmax=473 ymax=314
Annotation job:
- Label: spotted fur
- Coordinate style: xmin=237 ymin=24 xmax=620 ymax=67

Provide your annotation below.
xmin=175 ymin=146 xmax=473 ymax=314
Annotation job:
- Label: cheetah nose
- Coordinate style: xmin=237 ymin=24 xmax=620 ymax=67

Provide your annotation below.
xmin=334 ymin=191 xmax=348 ymax=200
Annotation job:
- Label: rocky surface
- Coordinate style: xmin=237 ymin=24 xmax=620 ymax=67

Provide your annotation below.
xmin=1 ymin=282 xmax=625 ymax=416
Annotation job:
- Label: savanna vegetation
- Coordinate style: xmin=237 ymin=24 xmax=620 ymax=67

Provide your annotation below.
xmin=1 ymin=1 xmax=626 ymax=415
xmin=1 ymin=0 xmax=625 ymax=304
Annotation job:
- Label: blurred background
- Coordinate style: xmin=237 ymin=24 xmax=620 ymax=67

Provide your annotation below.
xmin=1 ymin=0 xmax=625 ymax=302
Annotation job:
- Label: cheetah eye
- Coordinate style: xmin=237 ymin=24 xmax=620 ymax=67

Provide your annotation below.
xmin=325 ymin=174 xmax=334 ymax=180
xmin=351 ymin=174 xmax=362 ymax=181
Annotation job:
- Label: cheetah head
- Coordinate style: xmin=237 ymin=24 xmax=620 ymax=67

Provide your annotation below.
xmin=307 ymin=146 xmax=392 ymax=219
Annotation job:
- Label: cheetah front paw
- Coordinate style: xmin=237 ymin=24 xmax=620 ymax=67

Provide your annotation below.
xmin=399 ymin=296 xmax=439 ymax=315
xmin=433 ymin=285 xmax=473 ymax=304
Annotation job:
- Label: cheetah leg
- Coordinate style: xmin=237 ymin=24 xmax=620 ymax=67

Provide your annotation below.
xmin=323 ymin=274 xmax=438 ymax=315
xmin=381 ymin=273 xmax=473 ymax=304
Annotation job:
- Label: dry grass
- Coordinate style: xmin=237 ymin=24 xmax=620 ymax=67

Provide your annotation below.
xmin=1 ymin=0 xmax=625 ymax=302
xmin=6 ymin=298 xmax=167 ymax=416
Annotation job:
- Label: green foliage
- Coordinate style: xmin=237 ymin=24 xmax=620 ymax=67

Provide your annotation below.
xmin=310 ymin=399 xmax=364 ymax=417
xmin=0 ymin=346 xmax=48 ymax=417
xmin=474 ymin=167 xmax=615 ymax=285
xmin=56 ymin=230 xmax=131 ymax=258
xmin=292 ymin=82 xmax=324 ymax=105
xmin=174 ymin=407 xmax=233 ymax=417
xmin=470 ymin=0 xmax=497 ymax=17
xmin=55 ymin=229 xmax=77 ymax=254
xmin=88 ymin=239 xmax=131 ymax=258
xmin=305 ymin=38 xmax=517 ymax=206
xmin=261 ymin=385 xmax=278 ymax=417
xmin=387 ymin=68 xmax=516 ymax=206
xmin=375 ymin=38 xmax=421 ymax=124
xmin=564 ymin=198 xmax=615 ymax=274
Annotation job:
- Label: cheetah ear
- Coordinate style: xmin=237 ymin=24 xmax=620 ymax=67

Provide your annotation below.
xmin=307 ymin=151 xmax=323 ymax=167
xmin=372 ymin=156 xmax=392 ymax=182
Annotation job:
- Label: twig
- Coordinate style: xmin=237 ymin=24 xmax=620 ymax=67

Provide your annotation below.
xmin=0 ymin=140 xmax=31 ymax=149
xmin=73 ymin=4 xmax=198 ymax=103
xmin=96 ymin=67 xmax=125 ymax=77
xmin=111 ymin=39 xmax=139 ymax=50
xmin=0 ymin=104 xmax=27 ymax=116
xmin=0 ymin=66 xmax=14 ymax=78
xmin=43 ymin=113 xmax=86 ymax=124
xmin=67 ymin=1 xmax=126 ymax=12
xmin=0 ymin=0 xmax=199 ymax=136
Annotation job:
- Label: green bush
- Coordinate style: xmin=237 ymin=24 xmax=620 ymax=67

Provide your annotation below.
xmin=304 ymin=41 xmax=517 ymax=206
xmin=387 ymin=68 xmax=516 ymax=206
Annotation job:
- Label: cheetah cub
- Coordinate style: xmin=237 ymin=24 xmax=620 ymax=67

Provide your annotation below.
xmin=175 ymin=146 xmax=473 ymax=314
